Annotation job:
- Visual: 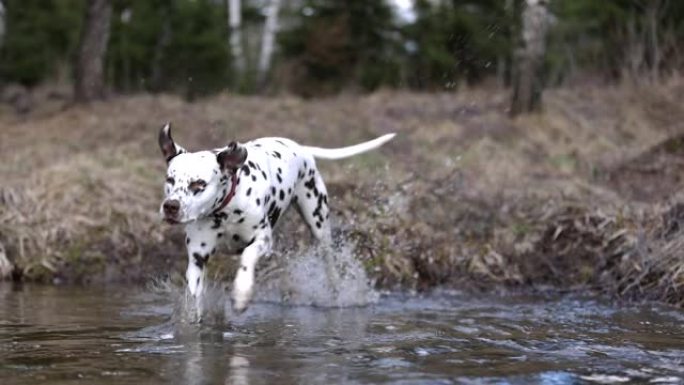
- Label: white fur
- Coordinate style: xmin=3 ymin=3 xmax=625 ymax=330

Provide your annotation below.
xmin=301 ymin=133 xmax=396 ymax=160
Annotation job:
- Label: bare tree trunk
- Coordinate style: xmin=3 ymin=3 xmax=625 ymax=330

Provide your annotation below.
xmin=497 ymin=0 xmax=515 ymax=88
xmin=646 ymin=0 xmax=665 ymax=82
xmin=0 ymin=0 xmax=6 ymax=49
xmin=150 ymin=7 xmax=172 ymax=92
xmin=257 ymin=0 xmax=282 ymax=90
xmin=624 ymin=13 xmax=645 ymax=81
xmin=75 ymin=0 xmax=112 ymax=103
xmin=228 ymin=0 xmax=245 ymax=80
xmin=510 ymin=0 xmax=551 ymax=117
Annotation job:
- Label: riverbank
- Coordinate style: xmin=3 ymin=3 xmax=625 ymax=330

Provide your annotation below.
xmin=1 ymin=79 xmax=683 ymax=306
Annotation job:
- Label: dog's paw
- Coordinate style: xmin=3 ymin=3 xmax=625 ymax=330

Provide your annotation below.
xmin=0 ymin=242 xmax=12 ymax=279
xmin=232 ymin=268 xmax=254 ymax=313
xmin=231 ymin=288 xmax=252 ymax=314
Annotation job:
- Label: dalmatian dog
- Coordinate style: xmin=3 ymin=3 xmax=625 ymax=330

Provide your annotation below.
xmin=158 ymin=123 xmax=395 ymax=315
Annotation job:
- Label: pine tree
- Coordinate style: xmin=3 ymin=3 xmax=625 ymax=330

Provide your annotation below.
xmin=0 ymin=0 xmax=83 ymax=86
xmin=279 ymin=0 xmax=400 ymax=95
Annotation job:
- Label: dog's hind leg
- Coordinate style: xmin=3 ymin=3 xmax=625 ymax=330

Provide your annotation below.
xmin=294 ymin=169 xmax=343 ymax=298
xmin=294 ymin=169 xmax=331 ymax=244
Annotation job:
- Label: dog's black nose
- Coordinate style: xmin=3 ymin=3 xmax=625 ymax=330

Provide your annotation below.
xmin=163 ymin=200 xmax=180 ymax=216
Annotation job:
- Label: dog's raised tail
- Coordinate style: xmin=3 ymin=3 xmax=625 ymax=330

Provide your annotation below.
xmin=302 ymin=133 xmax=396 ymax=160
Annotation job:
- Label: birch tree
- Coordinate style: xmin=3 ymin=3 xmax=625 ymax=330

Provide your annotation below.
xmin=510 ymin=0 xmax=551 ymax=116
xmin=75 ymin=0 xmax=112 ymax=102
xmin=645 ymin=0 xmax=668 ymax=82
xmin=228 ymin=0 xmax=245 ymax=79
xmin=257 ymin=0 xmax=281 ymax=90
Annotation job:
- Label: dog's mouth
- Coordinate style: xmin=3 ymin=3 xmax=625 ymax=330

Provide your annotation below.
xmin=163 ymin=216 xmax=181 ymax=225
xmin=162 ymin=215 xmax=197 ymax=225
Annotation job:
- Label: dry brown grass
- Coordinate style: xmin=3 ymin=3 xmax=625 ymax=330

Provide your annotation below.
xmin=1 ymin=79 xmax=684 ymax=306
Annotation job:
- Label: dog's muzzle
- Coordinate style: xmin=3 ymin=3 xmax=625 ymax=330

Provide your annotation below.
xmin=162 ymin=199 xmax=181 ymax=224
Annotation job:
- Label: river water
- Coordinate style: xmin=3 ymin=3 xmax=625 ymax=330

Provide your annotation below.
xmin=0 ymin=283 xmax=682 ymax=385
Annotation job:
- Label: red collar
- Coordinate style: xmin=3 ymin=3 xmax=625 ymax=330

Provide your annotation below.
xmin=213 ymin=174 xmax=238 ymax=214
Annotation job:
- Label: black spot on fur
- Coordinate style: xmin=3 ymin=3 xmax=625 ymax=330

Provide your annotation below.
xmin=256 ymin=198 xmax=261 ymax=206
xmin=267 ymin=201 xmax=282 ymax=227
xmin=311 ymin=193 xmax=327 ymax=224
xmin=252 ymin=175 xmax=257 ymax=182
xmin=201 ymin=242 xmax=206 ymax=248
xmin=232 ymin=234 xmax=241 ymax=242
xmin=279 ymin=190 xmax=285 ymax=200
xmin=271 ymin=187 xmax=276 ymax=195
xmin=246 ymin=187 xmax=252 ymax=196
xmin=238 ymin=217 xmax=245 ymax=223
xmin=268 ymin=207 xmax=281 ymax=227
xmin=276 ymin=174 xmax=282 ymax=183
xmin=273 ymin=151 xmax=281 ymax=159
xmin=234 ymin=209 xmax=243 ymax=215
xmin=262 ymin=171 xmax=267 ymax=179
xmin=218 ymin=232 xmax=224 ymax=238
xmin=241 ymin=165 xmax=250 ymax=176
xmin=193 ymin=252 xmax=209 ymax=269
xmin=186 ymin=238 xmax=190 ymax=245
xmin=316 ymin=221 xmax=321 ymax=229
xmin=304 ymin=177 xmax=315 ymax=190
xmin=248 ymin=161 xmax=256 ymax=169
xmin=212 ymin=212 xmax=228 ymax=229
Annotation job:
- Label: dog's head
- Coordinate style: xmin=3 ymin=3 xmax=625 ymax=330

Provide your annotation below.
xmin=158 ymin=123 xmax=246 ymax=224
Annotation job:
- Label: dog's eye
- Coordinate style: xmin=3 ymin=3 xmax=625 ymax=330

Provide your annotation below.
xmin=166 ymin=177 xmax=175 ymax=185
xmin=188 ymin=180 xmax=207 ymax=194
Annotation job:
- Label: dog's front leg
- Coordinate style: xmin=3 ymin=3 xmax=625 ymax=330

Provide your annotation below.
xmin=232 ymin=229 xmax=272 ymax=313
xmin=184 ymin=219 xmax=219 ymax=318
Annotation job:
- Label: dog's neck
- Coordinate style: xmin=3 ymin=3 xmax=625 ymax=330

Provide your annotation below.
xmin=212 ymin=173 xmax=239 ymax=215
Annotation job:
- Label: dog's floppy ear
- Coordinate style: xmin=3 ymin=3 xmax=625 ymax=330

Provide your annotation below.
xmin=217 ymin=142 xmax=247 ymax=173
xmin=159 ymin=122 xmax=180 ymax=163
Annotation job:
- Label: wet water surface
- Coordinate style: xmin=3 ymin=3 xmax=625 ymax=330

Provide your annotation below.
xmin=0 ymin=284 xmax=682 ymax=385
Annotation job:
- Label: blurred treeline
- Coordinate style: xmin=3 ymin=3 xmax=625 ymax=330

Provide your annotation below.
xmin=1 ymin=0 xmax=683 ymax=98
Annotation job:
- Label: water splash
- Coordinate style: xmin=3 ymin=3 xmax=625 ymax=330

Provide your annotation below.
xmin=148 ymin=237 xmax=377 ymax=325
xmin=147 ymin=277 xmax=227 ymax=326
xmin=256 ymin=241 xmax=379 ymax=307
